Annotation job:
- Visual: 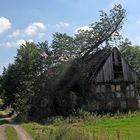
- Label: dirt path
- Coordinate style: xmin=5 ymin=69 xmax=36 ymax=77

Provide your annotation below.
xmin=0 ymin=123 xmax=33 ymax=140
xmin=11 ymin=124 xmax=33 ymax=140
xmin=0 ymin=109 xmax=33 ymax=140
xmin=0 ymin=125 xmax=6 ymax=140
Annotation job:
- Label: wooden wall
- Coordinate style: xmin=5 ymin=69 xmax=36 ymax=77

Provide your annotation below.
xmin=95 ymin=53 xmax=114 ymax=82
xmin=94 ymin=49 xmax=138 ymax=83
xmin=121 ymin=57 xmax=138 ymax=82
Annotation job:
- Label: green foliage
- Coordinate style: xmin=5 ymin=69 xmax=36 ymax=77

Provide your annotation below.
xmin=1 ymin=42 xmax=46 ymax=120
xmin=5 ymin=126 xmax=18 ymax=140
xmin=0 ymin=4 xmax=127 ymax=119
xmin=52 ymin=33 xmax=79 ymax=61
xmin=1 ymin=64 xmax=18 ymax=107
xmin=75 ymin=4 xmax=126 ymax=58
xmin=15 ymin=43 xmax=42 ymax=117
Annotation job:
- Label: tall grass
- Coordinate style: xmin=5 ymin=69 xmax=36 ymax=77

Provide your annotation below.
xmin=5 ymin=126 xmax=18 ymax=140
xmin=47 ymin=125 xmax=122 ymax=140
xmin=23 ymin=123 xmax=127 ymax=140
xmin=23 ymin=111 xmax=140 ymax=140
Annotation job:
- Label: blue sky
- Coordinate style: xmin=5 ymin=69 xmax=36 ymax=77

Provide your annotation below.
xmin=0 ymin=0 xmax=140 ymax=73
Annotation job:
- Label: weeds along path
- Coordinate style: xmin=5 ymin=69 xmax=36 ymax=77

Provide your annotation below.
xmin=10 ymin=124 xmax=33 ymax=140
xmin=0 ymin=125 xmax=6 ymax=140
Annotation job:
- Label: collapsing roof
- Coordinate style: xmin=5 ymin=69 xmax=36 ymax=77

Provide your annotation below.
xmin=59 ymin=47 xmax=139 ymax=94
xmin=83 ymin=47 xmax=138 ymax=83
xmin=56 ymin=47 xmax=139 ymax=113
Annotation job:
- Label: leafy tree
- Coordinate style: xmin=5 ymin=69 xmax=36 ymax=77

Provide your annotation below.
xmin=1 ymin=64 xmax=19 ymax=108
xmin=75 ymin=4 xmax=126 ymax=59
xmin=51 ymin=33 xmax=79 ymax=62
xmin=1 ymin=42 xmax=45 ymax=120
xmin=0 ymin=74 xmax=3 ymax=98
xmin=1 ymin=4 xmax=127 ymax=119
xmin=54 ymin=4 xmax=126 ymax=115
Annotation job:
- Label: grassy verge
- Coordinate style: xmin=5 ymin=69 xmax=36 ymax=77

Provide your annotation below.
xmin=5 ymin=126 xmax=18 ymax=140
xmin=22 ymin=112 xmax=140 ymax=140
xmin=22 ymin=122 xmax=48 ymax=140
xmin=23 ymin=123 xmax=121 ymax=140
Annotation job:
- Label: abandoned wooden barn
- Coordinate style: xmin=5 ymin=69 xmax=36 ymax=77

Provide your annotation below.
xmin=80 ymin=47 xmax=140 ymax=112
xmin=59 ymin=47 xmax=139 ymax=113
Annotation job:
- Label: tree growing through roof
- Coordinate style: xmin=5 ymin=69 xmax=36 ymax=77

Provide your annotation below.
xmin=75 ymin=4 xmax=126 ymax=59
xmin=0 ymin=4 xmax=127 ymax=119
xmin=52 ymin=4 xmax=127 ymax=115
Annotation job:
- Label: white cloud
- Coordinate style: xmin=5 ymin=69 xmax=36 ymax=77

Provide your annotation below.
xmin=25 ymin=22 xmax=46 ymax=35
xmin=0 ymin=39 xmax=33 ymax=48
xmin=16 ymin=39 xmax=33 ymax=46
xmin=56 ymin=22 xmax=70 ymax=27
xmin=75 ymin=25 xmax=92 ymax=33
xmin=8 ymin=22 xmax=46 ymax=38
xmin=8 ymin=30 xmax=21 ymax=38
xmin=0 ymin=17 xmax=11 ymax=33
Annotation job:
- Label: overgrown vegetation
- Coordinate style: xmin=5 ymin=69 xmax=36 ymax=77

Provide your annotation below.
xmin=0 ymin=4 xmax=129 ymax=121
xmin=0 ymin=3 xmax=139 ymax=140
xmin=5 ymin=126 xmax=18 ymax=140
xmin=23 ymin=112 xmax=140 ymax=140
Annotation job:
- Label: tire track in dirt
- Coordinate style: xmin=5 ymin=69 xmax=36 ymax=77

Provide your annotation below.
xmin=10 ymin=124 xmax=33 ymax=140
xmin=0 ymin=110 xmax=33 ymax=140
xmin=0 ymin=125 xmax=6 ymax=140
xmin=0 ymin=123 xmax=33 ymax=140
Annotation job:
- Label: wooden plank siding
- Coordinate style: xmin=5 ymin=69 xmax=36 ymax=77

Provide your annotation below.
xmin=94 ymin=48 xmax=138 ymax=83
xmin=88 ymin=48 xmax=139 ymax=111
xmin=69 ymin=47 xmax=139 ymax=112
xmin=96 ymin=53 xmax=114 ymax=82
xmin=121 ymin=57 xmax=138 ymax=82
